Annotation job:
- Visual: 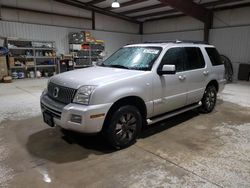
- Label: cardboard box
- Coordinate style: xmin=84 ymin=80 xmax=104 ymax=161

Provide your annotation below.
xmin=0 ymin=56 xmax=8 ymax=80
xmin=26 ymin=61 xmax=35 ymax=66
xmin=85 ymin=37 xmax=96 ymax=43
xmin=69 ymin=44 xmax=81 ymax=51
xmin=9 ymin=57 xmax=15 ymax=67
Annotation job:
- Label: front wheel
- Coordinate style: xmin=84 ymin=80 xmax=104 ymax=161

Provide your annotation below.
xmin=199 ymin=85 xmax=217 ymax=113
xmin=105 ymin=105 xmax=142 ymax=149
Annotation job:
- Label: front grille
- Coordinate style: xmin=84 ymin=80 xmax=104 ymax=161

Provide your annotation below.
xmin=41 ymin=103 xmax=62 ymax=119
xmin=47 ymin=82 xmax=76 ymax=104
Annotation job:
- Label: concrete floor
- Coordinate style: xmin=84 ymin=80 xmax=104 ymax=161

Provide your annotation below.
xmin=0 ymin=79 xmax=249 ymax=188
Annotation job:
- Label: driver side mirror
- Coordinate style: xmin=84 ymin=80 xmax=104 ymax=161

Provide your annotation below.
xmin=157 ymin=65 xmax=176 ymax=75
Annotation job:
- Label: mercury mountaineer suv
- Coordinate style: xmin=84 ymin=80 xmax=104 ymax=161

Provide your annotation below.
xmin=41 ymin=41 xmax=225 ymax=148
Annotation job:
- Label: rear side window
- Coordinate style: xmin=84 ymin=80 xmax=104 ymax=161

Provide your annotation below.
xmin=160 ymin=47 xmax=185 ymax=72
xmin=184 ymin=47 xmax=205 ymax=70
xmin=205 ymin=47 xmax=223 ymax=66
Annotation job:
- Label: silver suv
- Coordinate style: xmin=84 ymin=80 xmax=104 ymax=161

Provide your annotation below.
xmin=41 ymin=41 xmax=226 ymax=148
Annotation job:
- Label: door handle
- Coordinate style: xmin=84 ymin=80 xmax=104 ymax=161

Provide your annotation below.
xmin=178 ymin=75 xmax=186 ymax=81
xmin=203 ymin=71 xmax=209 ymax=76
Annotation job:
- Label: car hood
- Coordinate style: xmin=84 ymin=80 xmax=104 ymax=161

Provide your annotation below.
xmin=50 ymin=66 xmax=147 ymax=89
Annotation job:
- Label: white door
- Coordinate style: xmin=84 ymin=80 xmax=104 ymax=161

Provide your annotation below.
xmin=183 ymin=47 xmax=208 ymax=105
xmin=152 ymin=47 xmax=188 ymax=116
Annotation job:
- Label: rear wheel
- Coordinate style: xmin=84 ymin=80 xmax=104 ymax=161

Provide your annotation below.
xmin=105 ymin=105 xmax=142 ymax=149
xmin=200 ymin=85 xmax=217 ymax=113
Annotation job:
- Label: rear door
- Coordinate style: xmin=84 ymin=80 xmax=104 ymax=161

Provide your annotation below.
xmin=184 ymin=47 xmax=208 ymax=105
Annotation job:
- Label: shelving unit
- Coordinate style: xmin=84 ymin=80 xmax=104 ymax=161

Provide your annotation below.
xmin=6 ymin=38 xmax=57 ymax=78
xmin=69 ymin=42 xmax=105 ymax=69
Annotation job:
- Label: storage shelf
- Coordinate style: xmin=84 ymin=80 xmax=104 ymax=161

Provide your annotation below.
xmin=74 ymin=65 xmax=91 ymax=68
xmin=11 ymin=56 xmax=34 ymax=58
xmin=68 ymin=38 xmax=105 ymax=72
xmin=6 ymin=38 xmax=57 ymax=79
xmin=11 ymin=56 xmax=56 ymax=59
xmin=70 ymin=49 xmax=103 ymax=52
xmin=10 ymin=66 xmax=25 ymax=69
xmin=9 ymin=47 xmax=55 ymax=51
xmin=8 ymin=47 xmax=33 ymax=50
xmin=35 ymin=56 xmax=56 ymax=59
xmin=34 ymin=48 xmax=55 ymax=50
xmin=73 ymin=56 xmax=100 ymax=58
xmin=36 ymin=65 xmax=56 ymax=68
xmin=10 ymin=65 xmax=37 ymax=69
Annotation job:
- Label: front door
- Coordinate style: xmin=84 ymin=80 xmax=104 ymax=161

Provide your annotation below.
xmin=152 ymin=47 xmax=188 ymax=116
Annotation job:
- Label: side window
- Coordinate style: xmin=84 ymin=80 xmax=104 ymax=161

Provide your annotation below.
xmin=160 ymin=47 xmax=185 ymax=72
xmin=205 ymin=47 xmax=223 ymax=66
xmin=184 ymin=47 xmax=205 ymax=70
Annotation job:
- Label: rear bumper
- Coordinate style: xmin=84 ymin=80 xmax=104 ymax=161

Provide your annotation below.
xmin=218 ymin=79 xmax=227 ymax=92
xmin=40 ymin=93 xmax=112 ymax=133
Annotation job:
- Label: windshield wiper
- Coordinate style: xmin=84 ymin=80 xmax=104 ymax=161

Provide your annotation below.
xmin=107 ymin=65 xmax=129 ymax=69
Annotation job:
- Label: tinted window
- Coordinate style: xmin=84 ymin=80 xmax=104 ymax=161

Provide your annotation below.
xmin=160 ymin=47 xmax=185 ymax=72
xmin=205 ymin=47 xmax=223 ymax=66
xmin=184 ymin=47 xmax=205 ymax=70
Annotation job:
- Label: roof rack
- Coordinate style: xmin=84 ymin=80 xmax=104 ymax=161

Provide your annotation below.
xmin=144 ymin=40 xmax=209 ymax=45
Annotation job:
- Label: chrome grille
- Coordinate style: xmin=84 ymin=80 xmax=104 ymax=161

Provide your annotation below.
xmin=47 ymin=82 xmax=76 ymax=104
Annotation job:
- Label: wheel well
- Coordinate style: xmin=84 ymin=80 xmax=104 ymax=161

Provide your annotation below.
xmin=102 ymin=96 xmax=147 ymax=130
xmin=207 ymin=80 xmax=219 ymax=92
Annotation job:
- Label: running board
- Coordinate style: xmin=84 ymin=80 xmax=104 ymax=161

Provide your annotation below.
xmin=147 ymin=102 xmax=201 ymax=125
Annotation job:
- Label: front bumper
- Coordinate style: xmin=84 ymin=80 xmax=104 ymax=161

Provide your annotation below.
xmin=40 ymin=93 xmax=112 ymax=133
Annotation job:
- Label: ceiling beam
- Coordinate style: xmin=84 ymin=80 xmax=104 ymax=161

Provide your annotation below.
xmin=133 ymin=9 xmax=177 ymax=19
xmin=121 ymin=0 xmax=243 ymax=16
xmin=141 ymin=0 xmax=243 ymax=21
xmin=213 ymin=1 xmax=250 ymax=11
xmin=1 ymin=5 xmax=92 ymax=20
xmin=199 ymin=0 xmax=244 ymax=7
xmin=105 ymin=0 xmax=147 ymax=11
xmin=159 ymin=0 xmax=212 ymax=24
xmin=120 ymin=3 xmax=168 ymax=15
xmin=160 ymin=0 xmax=213 ymax=42
xmin=54 ymin=0 xmax=140 ymax=23
xmin=87 ymin=0 xmax=106 ymax=5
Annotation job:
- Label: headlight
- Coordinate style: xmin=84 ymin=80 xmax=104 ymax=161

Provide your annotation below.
xmin=73 ymin=86 xmax=96 ymax=105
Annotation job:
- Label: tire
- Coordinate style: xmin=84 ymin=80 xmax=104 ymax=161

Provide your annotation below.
xmin=105 ymin=105 xmax=142 ymax=149
xmin=199 ymin=85 xmax=217 ymax=113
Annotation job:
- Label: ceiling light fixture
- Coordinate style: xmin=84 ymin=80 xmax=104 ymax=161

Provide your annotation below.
xmin=111 ymin=0 xmax=120 ymax=8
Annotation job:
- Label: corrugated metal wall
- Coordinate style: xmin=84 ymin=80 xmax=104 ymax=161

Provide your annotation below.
xmin=143 ymin=7 xmax=250 ymax=80
xmin=210 ymin=26 xmax=250 ymax=80
xmin=210 ymin=26 xmax=250 ymax=63
xmin=0 ymin=21 xmax=80 ymax=54
xmin=0 ymin=0 xmax=141 ymax=56
xmin=0 ymin=21 xmax=141 ymax=56
xmin=143 ymin=16 xmax=203 ymax=34
xmin=143 ymin=30 xmax=204 ymax=42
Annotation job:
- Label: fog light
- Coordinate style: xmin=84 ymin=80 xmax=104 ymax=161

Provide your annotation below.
xmin=71 ymin=114 xmax=82 ymax=124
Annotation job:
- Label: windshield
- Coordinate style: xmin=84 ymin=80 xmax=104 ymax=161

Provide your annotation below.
xmin=100 ymin=47 xmax=162 ymax=70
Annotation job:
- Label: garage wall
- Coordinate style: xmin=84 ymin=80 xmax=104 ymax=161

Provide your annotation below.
xmin=143 ymin=16 xmax=204 ymax=42
xmin=210 ymin=7 xmax=250 ymax=80
xmin=143 ymin=30 xmax=204 ymax=42
xmin=142 ymin=7 xmax=250 ymax=80
xmin=144 ymin=16 xmax=204 ymax=34
xmin=95 ymin=13 xmax=139 ymax=34
xmin=0 ymin=0 xmax=141 ymax=56
xmin=0 ymin=21 xmax=141 ymax=56
xmin=0 ymin=0 xmax=92 ymax=29
xmin=0 ymin=0 xmax=140 ymax=34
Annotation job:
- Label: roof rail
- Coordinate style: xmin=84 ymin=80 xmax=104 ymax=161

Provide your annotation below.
xmin=144 ymin=40 xmax=209 ymax=45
